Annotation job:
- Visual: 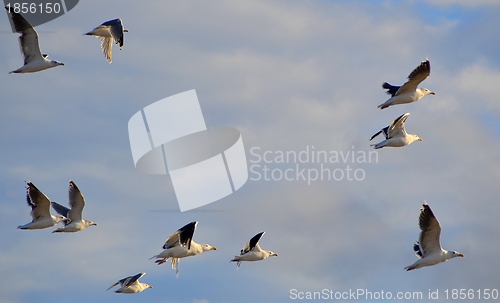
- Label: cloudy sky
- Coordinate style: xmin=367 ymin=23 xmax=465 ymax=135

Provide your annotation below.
xmin=1 ymin=0 xmax=500 ymax=302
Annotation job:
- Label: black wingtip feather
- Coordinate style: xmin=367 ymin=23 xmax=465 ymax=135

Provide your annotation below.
xmin=382 ymin=82 xmax=400 ymax=97
xmin=178 ymin=221 xmax=198 ymax=250
xmin=408 ymin=59 xmax=431 ymax=80
xmin=413 ymin=242 xmax=423 ymax=258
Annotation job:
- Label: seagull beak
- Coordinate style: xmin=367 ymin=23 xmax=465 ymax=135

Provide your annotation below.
xmin=124 ymin=29 xmax=129 ymax=32
xmin=418 ymin=137 xmax=423 ymax=141
xmin=430 ymin=91 xmax=436 ymax=95
xmin=458 ymin=253 xmax=465 ymax=257
xmin=212 ymin=247 xmax=218 ymax=251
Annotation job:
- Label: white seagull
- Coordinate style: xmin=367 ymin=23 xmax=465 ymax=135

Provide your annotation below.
xmin=18 ymin=182 xmax=66 ymax=230
xmin=5 ymin=7 xmax=64 ymax=73
xmin=231 ymin=232 xmax=278 ymax=268
xmin=84 ymin=18 xmax=128 ymax=63
xmin=51 ymin=180 xmax=97 ymax=233
xmin=369 ymin=112 xmax=422 ymax=149
xmin=378 ymin=58 xmax=435 ymax=109
xmin=107 ymin=272 xmax=152 ymax=294
xmin=150 ymin=221 xmax=217 ymax=276
xmin=405 ymin=201 xmax=464 ymax=271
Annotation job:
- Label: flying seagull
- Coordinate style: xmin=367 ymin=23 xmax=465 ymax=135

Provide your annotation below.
xmin=150 ymin=221 xmax=217 ymax=276
xmin=84 ymin=18 xmax=128 ymax=63
xmin=369 ymin=112 xmax=422 ymax=149
xmin=5 ymin=7 xmax=64 ymax=73
xmin=18 ymin=182 xmax=66 ymax=230
xmin=231 ymin=232 xmax=278 ymax=268
xmin=405 ymin=201 xmax=464 ymax=271
xmin=51 ymin=180 xmax=97 ymax=233
xmin=378 ymin=58 xmax=435 ymax=109
xmin=107 ymin=272 xmax=152 ymax=294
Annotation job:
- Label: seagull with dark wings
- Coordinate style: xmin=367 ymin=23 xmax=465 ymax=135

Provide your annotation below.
xmin=5 ymin=7 xmax=64 ymax=73
xmin=107 ymin=272 xmax=152 ymax=294
xmin=84 ymin=18 xmax=128 ymax=63
xmin=231 ymin=232 xmax=278 ymax=268
xmin=51 ymin=180 xmax=97 ymax=233
xmin=378 ymin=58 xmax=435 ymax=109
xmin=370 ymin=112 xmax=422 ymax=149
xmin=150 ymin=221 xmax=217 ymax=276
xmin=405 ymin=201 xmax=464 ymax=271
xmin=18 ymin=182 xmax=66 ymax=230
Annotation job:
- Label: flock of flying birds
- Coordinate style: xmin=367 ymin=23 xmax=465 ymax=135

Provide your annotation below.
xmin=369 ymin=58 xmax=465 ymax=271
xmin=7 ymin=8 xmax=279 ymax=295
xmin=18 ymin=180 xmax=278 ymax=293
xmin=7 ymin=6 xmax=464 ymax=296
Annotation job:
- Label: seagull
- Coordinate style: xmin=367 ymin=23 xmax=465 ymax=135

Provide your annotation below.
xmin=369 ymin=112 xmax=422 ymax=149
xmin=18 ymin=182 xmax=66 ymax=230
xmin=150 ymin=221 xmax=217 ymax=276
xmin=378 ymin=58 xmax=435 ymax=109
xmin=107 ymin=272 xmax=152 ymax=294
xmin=231 ymin=232 xmax=278 ymax=268
xmin=5 ymin=7 xmax=64 ymax=73
xmin=84 ymin=19 xmax=128 ymax=63
xmin=51 ymin=180 xmax=97 ymax=233
xmin=405 ymin=201 xmax=464 ymax=271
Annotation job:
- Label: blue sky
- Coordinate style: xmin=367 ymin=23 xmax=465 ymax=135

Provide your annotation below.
xmin=1 ymin=1 xmax=500 ymax=302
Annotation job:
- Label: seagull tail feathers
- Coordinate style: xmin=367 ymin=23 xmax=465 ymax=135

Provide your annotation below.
xmin=369 ymin=130 xmax=382 ymax=141
xmin=404 ymin=265 xmax=416 ymax=271
xmin=106 ymin=282 xmax=119 ymax=291
xmin=378 ymin=103 xmax=389 ymax=109
xmin=382 ymin=82 xmax=399 ymax=95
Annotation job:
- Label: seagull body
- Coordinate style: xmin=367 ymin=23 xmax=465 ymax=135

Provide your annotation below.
xmin=107 ymin=272 xmax=152 ymax=294
xmin=150 ymin=221 xmax=217 ymax=276
xmin=231 ymin=232 xmax=278 ymax=268
xmin=370 ymin=112 xmax=422 ymax=149
xmin=405 ymin=201 xmax=464 ymax=271
xmin=6 ymin=7 xmax=64 ymax=73
xmin=51 ymin=180 xmax=97 ymax=233
xmin=18 ymin=182 xmax=66 ymax=230
xmin=378 ymin=58 xmax=435 ymax=109
xmin=85 ymin=18 xmax=128 ymax=63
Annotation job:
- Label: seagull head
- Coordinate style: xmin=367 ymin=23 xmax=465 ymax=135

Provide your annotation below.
xmin=268 ymin=251 xmax=278 ymax=257
xmin=410 ymin=134 xmax=422 ymax=143
xmin=85 ymin=220 xmax=97 ymax=227
xmin=423 ymin=88 xmax=435 ymax=96
xmin=51 ymin=60 xmax=65 ymax=67
xmin=203 ymin=244 xmax=217 ymax=251
xmin=450 ymin=250 xmax=464 ymax=258
xmin=54 ymin=215 xmax=67 ymax=224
